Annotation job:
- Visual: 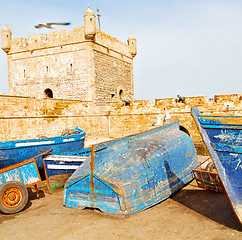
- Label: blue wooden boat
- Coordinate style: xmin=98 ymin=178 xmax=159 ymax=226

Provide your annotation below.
xmin=0 ymin=127 xmax=86 ymax=170
xmin=192 ymin=107 xmax=242 ymax=224
xmin=43 ymin=145 xmax=108 ymax=193
xmin=63 ymin=120 xmax=198 ymax=215
xmin=43 ymin=148 xmax=91 ymax=193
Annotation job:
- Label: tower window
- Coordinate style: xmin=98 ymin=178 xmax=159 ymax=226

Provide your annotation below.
xmin=111 ymin=93 xmax=115 ymax=100
xmin=119 ymin=89 xmax=124 ymax=100
xmin=44 ymin=88 xmax=53 ymax=98
xmin=24 ymin=70 xmax=26 ymax=78
xmin=46 ymin=66 xmax=49 ymax=73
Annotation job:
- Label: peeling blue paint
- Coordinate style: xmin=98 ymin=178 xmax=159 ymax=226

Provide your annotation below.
xmin=64 ymin=120 xmax=198 ymax=215
xmin=0 ymin=160 xmax=40 ymax=187
xmin=0 ymin=127 xmax=86 ymax=170
xmin=192 ymin=107 xmax=242 ymax=224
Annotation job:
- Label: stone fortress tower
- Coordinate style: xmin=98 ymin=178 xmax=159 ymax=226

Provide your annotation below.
xmin=1 ymin=5 xmax=137 ymax=102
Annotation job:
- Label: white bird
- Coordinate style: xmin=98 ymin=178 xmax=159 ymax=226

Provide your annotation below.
xmin=34 ymin=22 xmax=71 ymax=29
xmin=163 ymin=111 xmax=171 ymax=122
xmin=151 ymin=116 xmax=162 ymax=126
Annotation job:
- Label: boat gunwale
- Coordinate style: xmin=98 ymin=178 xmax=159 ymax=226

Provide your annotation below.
xmin=0 ymin=132 xmax=86 ymax=150
xmin=91 ymin=119 xmax=180 ymax=150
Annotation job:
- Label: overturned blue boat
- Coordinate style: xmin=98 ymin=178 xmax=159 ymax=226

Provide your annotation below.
xmin=0 ymin=127 xmax=86 ymax=170
xmin=192 ymin=107 xmax=242 ymax=224
xmin=64 ymin=120 xmax=198 ymax=215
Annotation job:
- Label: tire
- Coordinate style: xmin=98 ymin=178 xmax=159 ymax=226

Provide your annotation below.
xmin=0 ymin=181 xmax=28 ymax=214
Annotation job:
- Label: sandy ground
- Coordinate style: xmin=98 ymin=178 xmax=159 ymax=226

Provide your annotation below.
xmin=0 ymin=156 xmax=241 ymax=240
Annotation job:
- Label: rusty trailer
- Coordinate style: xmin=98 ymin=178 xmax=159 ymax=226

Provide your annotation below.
xmin=63 ymin=120 xmax=198 ymax=215
xmin=0 ymin=150 xmax=51 ymax=214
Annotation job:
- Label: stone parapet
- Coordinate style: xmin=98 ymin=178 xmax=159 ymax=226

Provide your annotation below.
xmin=8 ymin=28 xmax=132 ymax=58
xmin=214 ymin=93 xmax=241 ymax=103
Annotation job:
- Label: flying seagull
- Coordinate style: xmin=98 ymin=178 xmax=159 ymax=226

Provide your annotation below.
xmin=34 ymin=22 xmax=71 ymax=29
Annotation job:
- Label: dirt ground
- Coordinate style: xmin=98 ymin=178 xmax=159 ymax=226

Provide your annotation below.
xmin=0 ymin=156 xmax=241 ymax=240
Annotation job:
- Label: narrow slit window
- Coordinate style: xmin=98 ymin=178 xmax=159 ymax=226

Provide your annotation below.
xmin=119 ymin=89 xmax=124 ymax=100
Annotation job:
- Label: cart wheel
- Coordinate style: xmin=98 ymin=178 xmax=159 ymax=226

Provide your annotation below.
xmin=0 ymin=181 xmax=28 ymax=214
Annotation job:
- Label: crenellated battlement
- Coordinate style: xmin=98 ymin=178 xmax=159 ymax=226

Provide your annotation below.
xmin=9 ymin=27 xmax=85 ymax=53
xmin=155 ymin=94 xmax=242 ymax=107
xmin=7 ymin=27 xmax=131 ymax=58
xmin=214 ymin=93 xmax=241 ymax=103
xmin=27 ymin=33 xmax=48 ymax=45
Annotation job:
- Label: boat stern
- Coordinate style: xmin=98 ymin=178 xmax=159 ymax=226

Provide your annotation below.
xmin=64 ymin=173 xmax=127 ymax=215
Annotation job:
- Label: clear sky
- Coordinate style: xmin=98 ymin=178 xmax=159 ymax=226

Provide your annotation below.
xmin=0 ymin=0 xmax=242 ymax=101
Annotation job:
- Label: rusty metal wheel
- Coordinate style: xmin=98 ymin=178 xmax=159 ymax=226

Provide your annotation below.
xmin=0 ymin=181 xmax=28 ymax=214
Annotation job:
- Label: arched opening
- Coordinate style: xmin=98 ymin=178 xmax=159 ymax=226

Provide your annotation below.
xmin=179 ymin=125 xmax=190 ymax=136
xmin=119 ymin=89 xmax=124 ymax=100
xmin=110 ymin=93 xmax=115 ymax=100
xmin=44 ymin=88 xmax=53 ymax=98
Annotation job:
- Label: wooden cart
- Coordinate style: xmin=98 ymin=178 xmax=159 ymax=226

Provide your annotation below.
xmin=0 ymin=150 xmax=52 ymax=214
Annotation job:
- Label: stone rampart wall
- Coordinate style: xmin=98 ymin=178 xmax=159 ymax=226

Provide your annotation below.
xmin=0 ymin=94 xmax=241 ymax=153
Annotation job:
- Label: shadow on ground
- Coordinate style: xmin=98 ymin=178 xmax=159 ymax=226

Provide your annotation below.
xmin=171 ymin=183 xmax=242 ymax=231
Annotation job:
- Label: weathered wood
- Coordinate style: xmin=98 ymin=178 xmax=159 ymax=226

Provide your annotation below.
xmin=0 ymin=151 xmax=50 ymax=214
xmin=64 ymin=120 xmax=198 ymax=215
xmin=43 ymin=150 xmax=90 ymax=194
xmin=192 ymin=107 xmax=242 ymax=224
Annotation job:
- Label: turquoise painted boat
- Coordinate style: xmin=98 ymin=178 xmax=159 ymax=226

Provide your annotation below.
xmin=63 ymin=120 xmax=198 ymax=215
xmin=192 ymin=107 xmax=242 ymax=224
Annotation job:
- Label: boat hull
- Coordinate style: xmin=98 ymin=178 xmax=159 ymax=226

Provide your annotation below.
xmin=192 ymin=107 xmax=242 ymax=223
xmin=64 ymin=120 xmax=198 ymax=215
xmin=0 ymin=127 xmax=86 ymax=170
xmin=43 ymin=149 xmax=91 ymax=193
